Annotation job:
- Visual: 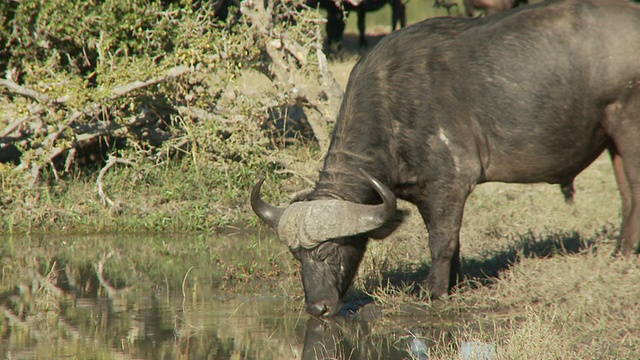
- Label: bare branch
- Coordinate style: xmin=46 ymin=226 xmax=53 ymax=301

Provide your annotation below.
xmin=241 ymin=0 xmax=341 ymax=153
xmin=96 ymin=155 xmax=135 ymax=207
xmin=0 ymin=78 xmax=51 ymax=103
xmin=1 ymin=106 xmax=45 ymax=138
xmin=64 ymin=148 xmax=77 ymax=172
xmin=110 ymin=65 xmax=191 ymax=99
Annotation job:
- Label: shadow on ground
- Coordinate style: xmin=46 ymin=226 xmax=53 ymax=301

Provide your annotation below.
xmin=348 ymin=227 xmax=617 ymax=313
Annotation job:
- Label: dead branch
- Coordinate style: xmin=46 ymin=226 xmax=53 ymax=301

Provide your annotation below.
xmin=316 ymin=48 xmax=344 ymax=106
xmin=64 ymin=147 xmax=77 ymax=172
xmin=3 ymin=65 xmax=192 ymax=186
xmin=283 ymin=38 xmax=308 ymax=66
xmin=0 ymin=79 xmax=52 ymax=104
xmin=1 ymin=109 xmax=43 ymax=138
xmin=29 ymin=162 xmax=40 ymax=189
xmin=241 ymin=0 xmax=342 ymax=153
xmin=46 ymin=66 xmax=190 ymax=145
xmin=96 ymin=155 xmax=135 ymax=208
xmin=110 ymin=65 xmax=191 ymax=99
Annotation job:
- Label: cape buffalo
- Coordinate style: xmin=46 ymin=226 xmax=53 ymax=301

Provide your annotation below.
xmin=252 ymin=0 xmax=640 ymax=317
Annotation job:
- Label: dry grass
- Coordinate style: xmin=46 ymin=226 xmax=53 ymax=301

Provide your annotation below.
xmin=346 ymin=153 xmax=639 ymax=358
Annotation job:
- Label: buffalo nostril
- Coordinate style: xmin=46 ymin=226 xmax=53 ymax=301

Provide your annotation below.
xmin=306 ymin=302 xmax=330 ymax=317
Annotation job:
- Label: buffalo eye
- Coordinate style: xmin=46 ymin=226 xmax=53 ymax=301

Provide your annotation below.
xmin=315 ymin=242 xmax=339 ymax=262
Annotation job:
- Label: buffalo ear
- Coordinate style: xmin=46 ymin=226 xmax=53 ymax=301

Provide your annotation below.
xmin=290 ymin=188 xmax=314 ymax=203
xmin=368 ymin=209 xmax=408 ymax=239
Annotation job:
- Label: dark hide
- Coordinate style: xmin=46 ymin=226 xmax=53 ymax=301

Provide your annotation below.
xmin=161 ymin=0 xmax=241 ymax=22
xmin=213 ymin=0 xmax=241 ymax=22
xmin=254 ymin=0 xmax=640 ymax=317
xmin=309 ymin=0 xmax=406 ymax=46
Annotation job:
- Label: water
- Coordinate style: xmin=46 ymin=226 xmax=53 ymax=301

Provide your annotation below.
xmin=0 ymin=233 xmax=449 ymax=359
xmin=1 ymin=290 xmax=426 ymax=359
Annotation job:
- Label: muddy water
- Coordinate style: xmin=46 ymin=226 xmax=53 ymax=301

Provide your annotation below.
xmin=0 ymin=233 xmax=451 ymax=359
xmin=2 ymin=291 xmax=439 ymax=359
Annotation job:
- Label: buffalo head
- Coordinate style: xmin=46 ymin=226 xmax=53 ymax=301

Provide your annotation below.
xmin=251 ymin=170 xmax=396 ymax=317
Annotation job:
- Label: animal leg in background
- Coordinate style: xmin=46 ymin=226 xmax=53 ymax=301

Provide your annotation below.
xmin=326 ymin=5 xmax=347 ymax=44
xmin=357 ymin=8 xmax=368 ymax=46
xmin=391 ymin=0 xmax=406 ymax=30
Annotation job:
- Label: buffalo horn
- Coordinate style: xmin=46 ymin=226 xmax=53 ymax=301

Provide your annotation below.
xmin=251 ymin=172 xmax=397 ymax=249
xmin=276 ymin=170 xmax=397 ymax=248
xmin=250 ymin=177 xmax=285 ymax=229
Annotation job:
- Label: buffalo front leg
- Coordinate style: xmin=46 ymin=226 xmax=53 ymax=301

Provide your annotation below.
xmin=416 ymin=182 xmax=470 ymax=298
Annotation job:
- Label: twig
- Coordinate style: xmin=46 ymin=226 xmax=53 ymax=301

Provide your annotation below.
xmin=0 ymin=78 xmax=51 ymax=103
xmin=64 ymin=147 xmax=77 ymax=172
xmin=110 ymin=65 xmax=191 ymax=99
xmin=1 ymin=113 xmax=40 ymax=139
xmin=96 ymin=155 xmax=134 ymax=207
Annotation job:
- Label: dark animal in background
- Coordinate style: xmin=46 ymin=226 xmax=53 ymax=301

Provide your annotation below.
xmin=163 ymin=0 xmax=240 ymax=21
xmin=252 ymin=0 xmax=640 ymax=317
xmin=309 ymin=0 xmax=406 ymax=46
xmin=464 ymin=0 xmax=527 ymax=16
xmin=433 ymin=0 xmax=460 ymax=15
xmin=213 ymin=0 xmax=241 ymax=22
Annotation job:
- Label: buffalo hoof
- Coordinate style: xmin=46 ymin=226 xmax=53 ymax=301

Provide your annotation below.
xmin=307 ymin=302 xmax=331 ymax=317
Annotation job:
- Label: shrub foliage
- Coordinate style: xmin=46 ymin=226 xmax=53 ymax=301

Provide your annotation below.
xmin=0 ymin=0 xmax=337 ymax=231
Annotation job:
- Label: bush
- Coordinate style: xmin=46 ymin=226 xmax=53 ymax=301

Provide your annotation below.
xmin=0 ymin=0 xmax=335 ymax=233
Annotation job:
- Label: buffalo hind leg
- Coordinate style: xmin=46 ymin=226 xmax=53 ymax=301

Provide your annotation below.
xmin=605 ymin=91 xmax=640 ymax=255
xmin=609 ymin=146 xmax=637 ymax=254
xmin=415 ymin=182 xmax=470 ymax=298
xmin=610 ymin=147 xmax=631 ymax=222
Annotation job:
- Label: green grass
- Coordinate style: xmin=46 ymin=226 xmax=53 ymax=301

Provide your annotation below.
xmin=0 ymin=155 xmax=300 ymax=234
